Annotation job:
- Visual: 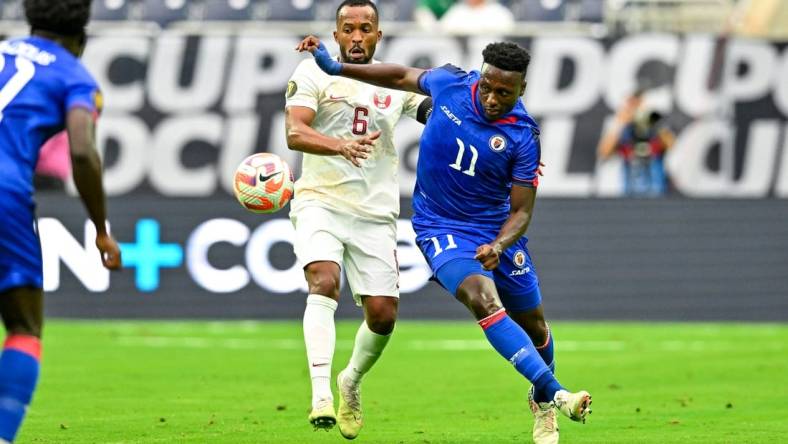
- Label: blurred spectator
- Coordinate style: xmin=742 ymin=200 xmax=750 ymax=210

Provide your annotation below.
xmin=597 ymin=90 xmax=675 ymax=197
xmin=142 ymin=0 xmax=190 ymax=25
xmin=730 ymin=0 xmax=788 ymax=38
xmin=514 ymin=0 xmax=565 ymax=22
xmin=438 ymin=0 xmax=514 ymax=35
xmin=414 ymin=0 xmax=456 ymax=29
xmin=266 ymin=0 xmax=315 ymax=21
xmin=203 ymin=0 xmax=255 ymax=20
xmin=91 ymin=0 xmax=131 ymax=21
xmin=34 ymin=132 xmax=71 ymax=191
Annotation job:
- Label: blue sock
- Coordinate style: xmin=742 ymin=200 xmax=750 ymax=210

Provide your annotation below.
xmin=533 ymin=325 xmax=556 ymax=403
xmin=0 ymin=335 xmax=41 ymax=443
xmin=479 ymin=311 xmax=563 ymax=399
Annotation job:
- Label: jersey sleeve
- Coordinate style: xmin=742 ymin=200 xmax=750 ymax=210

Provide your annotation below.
xmin=285 ymin=59 xmax=320 ymax=111
xmin=512 ymin=128 xmax=542 ymax=188
xmin=417 ymin=64 xmax=467 ymax=97
xmin=402 ymin=91 xmax=428 ymax=120
xmin=64 ymin=64 xmax=100 ymax=115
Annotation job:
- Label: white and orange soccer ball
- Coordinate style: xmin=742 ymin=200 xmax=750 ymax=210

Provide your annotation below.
xmin=232 ymin=153 xmax=294 ymax=213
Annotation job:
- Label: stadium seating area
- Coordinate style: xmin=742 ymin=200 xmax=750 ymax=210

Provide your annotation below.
xmin=0 ymin=0 xmax=744 ymax=33
xmin=95 ymin=0 xmax=620 ymax=24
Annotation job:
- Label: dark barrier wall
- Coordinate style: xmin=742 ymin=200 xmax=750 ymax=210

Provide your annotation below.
xmin=37 ymin=195 xmax=788 ymax=321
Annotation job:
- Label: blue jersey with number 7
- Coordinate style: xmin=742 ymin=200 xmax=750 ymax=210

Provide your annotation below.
xmin=0 ymin=36 xmax=100 ymax=292
xmin=412 ymin=64 xmax=541 ymax=237
xmin=0 ymin=36 xmax=100 ymax=206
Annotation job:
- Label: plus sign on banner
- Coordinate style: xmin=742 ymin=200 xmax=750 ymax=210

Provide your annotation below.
xmin=119 ymin=219 xmax=184 ymax=292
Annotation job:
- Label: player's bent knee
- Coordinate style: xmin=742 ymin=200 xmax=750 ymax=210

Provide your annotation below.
xmin=363 ymin=297 xmax=398 ymax=335
xmin=457 ymin=291 xmax=502 ymax=320
xmin=304 ymin=263 xmax=341 ymax=300
xmin=366 ymin=302 xmax=398 ymax=335
xmin=456 ymin=276 xmax=501 ymax=320
xmin=467 ymin=297 xmax=503 ymax=320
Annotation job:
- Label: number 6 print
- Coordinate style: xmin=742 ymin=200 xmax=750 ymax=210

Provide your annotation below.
xmin=352 ymin=106 xmax=368 ymax=135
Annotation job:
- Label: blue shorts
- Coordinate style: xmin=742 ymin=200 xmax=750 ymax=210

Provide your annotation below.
xmin=415 ymin=228 xmax=542 ymax=313
xmin=0 ymin=198 xmax=42 ymax=293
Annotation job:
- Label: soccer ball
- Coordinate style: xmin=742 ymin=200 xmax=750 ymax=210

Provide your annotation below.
xmin=233 ymin=153 xmax=294 ymax=213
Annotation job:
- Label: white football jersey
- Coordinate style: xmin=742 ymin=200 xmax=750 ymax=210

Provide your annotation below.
xmin=285 ymin=58 xmax=426 ymax=223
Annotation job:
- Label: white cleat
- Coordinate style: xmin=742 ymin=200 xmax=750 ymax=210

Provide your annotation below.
xmin=308 ymin=398 xmax=336 ymax=431
xmin=529 ymin=386 xmax=559 ymax=444
xmin=336 ymin=369 xmax=363 ymax=440
xmin=553 ymin=389 xmax=592 ymax=423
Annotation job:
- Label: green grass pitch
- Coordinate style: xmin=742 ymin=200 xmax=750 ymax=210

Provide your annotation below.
xmin=18 ymin=321 xmax=788 ymax=443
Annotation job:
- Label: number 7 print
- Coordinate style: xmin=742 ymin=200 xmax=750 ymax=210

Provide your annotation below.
xmin=0 ymin=56 xmax=36 ymax=123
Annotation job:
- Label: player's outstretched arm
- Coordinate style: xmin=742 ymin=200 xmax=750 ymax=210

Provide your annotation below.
xmin=475 ymin=185 xmax=537 ymax=270
xmin=66 ymin=107 xmax=121 ymax=269
xmin=296 ymin=36 xmax=426 ymax=94
xmin=285 ymin=106 xmax=381 ymax=168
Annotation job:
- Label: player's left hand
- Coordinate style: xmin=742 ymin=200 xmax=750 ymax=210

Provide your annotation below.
xmin=295 ymin=35 xmax=342 ymax=75
xmin=96 ymin=232 xmax=122 ymax=270
xmin=474 ymin=244 xmax=502 ymax=271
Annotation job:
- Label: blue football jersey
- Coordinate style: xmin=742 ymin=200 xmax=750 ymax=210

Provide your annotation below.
xmin=0 ymin=36 xmax=99 ymax=203
xmin=0 ymin=36 xmax=100 ymax=292
xmin=412 ymin=64 xmax=541 ymax=237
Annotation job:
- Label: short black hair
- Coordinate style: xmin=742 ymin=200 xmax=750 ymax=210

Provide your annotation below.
xmin=336 ymin=0 xmax=378 ymax=23
xmin=482 ymin=42 xmax=531 ymax=76
xmin=24 ymin=0 xmax=92 ymax=36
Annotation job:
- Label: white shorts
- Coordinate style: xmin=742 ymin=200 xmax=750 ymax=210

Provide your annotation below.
xmin=290 ymin=204 xmax=399 ymax=304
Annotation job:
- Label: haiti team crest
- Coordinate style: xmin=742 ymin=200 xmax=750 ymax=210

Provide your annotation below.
xmin=513 ymin=250 xmax=526 ymax=268
xmin=489 ymin=135 xmax=507 ymax=152
xmin=373 ymin=91 xmax=392 ymax=109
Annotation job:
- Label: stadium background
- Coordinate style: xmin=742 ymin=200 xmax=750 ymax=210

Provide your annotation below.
xmin=4 ymin=11 xmax=785 ymax=321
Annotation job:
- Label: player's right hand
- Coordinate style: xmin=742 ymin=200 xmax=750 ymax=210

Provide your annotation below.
xmin=337 ymin=131 xmax=381 ymax=167
xmin=96 ymin=232 xmax=122 ymax=270
xmin=474 ymin=243 xmax=502 ymax=271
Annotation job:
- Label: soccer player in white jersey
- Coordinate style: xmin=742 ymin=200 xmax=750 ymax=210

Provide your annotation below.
xmin=284 ymin=0 xmax=432 ymax=438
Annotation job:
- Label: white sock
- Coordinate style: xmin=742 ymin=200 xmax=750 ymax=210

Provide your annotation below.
xmin=303 ymin=294 xmax=338 ymax=407
xmin=344 ymin=321 xmax=392 ymax=384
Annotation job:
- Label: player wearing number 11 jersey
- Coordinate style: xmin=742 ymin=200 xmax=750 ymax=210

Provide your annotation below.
xmin=300 ymin=36 xmax=592 ymax=443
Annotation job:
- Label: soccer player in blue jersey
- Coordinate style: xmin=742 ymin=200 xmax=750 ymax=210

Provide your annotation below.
xmin=297 ymin=36 xmax=592 ymax=442
xmin=0 ymin=1 xmax=121 ymax=442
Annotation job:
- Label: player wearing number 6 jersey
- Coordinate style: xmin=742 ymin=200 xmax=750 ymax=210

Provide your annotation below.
xmin=0 ymin=1 xmax=122 ymax=442
xmin=300 ymin=36 xmax=592 ymax=443
xmin=285 ymin=0 xmax=431 ymax=438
